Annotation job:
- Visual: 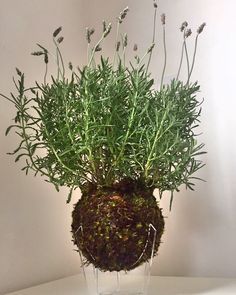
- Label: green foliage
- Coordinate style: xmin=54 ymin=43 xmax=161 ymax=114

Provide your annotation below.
xmin=2 ymin=6 xmax=206 ymax=207
xmin=4 ymin=59 xmax=205 ymax=202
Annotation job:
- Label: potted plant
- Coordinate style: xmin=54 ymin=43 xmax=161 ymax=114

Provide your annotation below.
xmin=2 ymin=0 xmax=206 ymax=280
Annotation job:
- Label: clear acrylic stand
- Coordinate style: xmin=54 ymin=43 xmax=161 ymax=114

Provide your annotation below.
xmin=74 ymin=224 xmax=157 ymax=295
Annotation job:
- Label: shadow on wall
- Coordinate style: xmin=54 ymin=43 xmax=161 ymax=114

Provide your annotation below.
xmin=154 ymin=152 xmax=226 ymax=277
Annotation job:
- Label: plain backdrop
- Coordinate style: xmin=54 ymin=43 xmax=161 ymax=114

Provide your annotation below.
xmin=1 ymin=0 xmax=236 ymax=294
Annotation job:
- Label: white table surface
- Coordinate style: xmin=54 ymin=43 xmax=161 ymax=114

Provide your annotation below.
xmin=5 ymin=274 xmax=236 ymax=295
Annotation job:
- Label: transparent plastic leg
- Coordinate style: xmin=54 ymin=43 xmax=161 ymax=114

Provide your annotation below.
xmin=74 ymin=223 xmax=157 ymax=295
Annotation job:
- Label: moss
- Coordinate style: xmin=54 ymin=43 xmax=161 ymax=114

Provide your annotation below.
xmin=71 ymin=179 xmax=164 ymax=272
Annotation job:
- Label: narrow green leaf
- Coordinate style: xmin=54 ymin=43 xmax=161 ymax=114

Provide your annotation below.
xmin=15 ymin=153 xmax=28 ymax=162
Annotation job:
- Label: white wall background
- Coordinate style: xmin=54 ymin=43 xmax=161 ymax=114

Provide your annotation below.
xmin=1 ymin=0 xmax=236 ymax=294
xmin=0 ymin=1 xmax=86 ymax=294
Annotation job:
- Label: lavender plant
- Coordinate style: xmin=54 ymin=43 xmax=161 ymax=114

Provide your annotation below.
xmin=2 ymin=2 xmax=206 ymax=271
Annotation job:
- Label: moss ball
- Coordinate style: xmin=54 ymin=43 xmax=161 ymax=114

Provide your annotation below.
xmin=72 ymin=185 xmax=164 ymax=272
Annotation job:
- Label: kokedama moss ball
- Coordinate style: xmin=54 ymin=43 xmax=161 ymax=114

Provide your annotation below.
xmin=72 ymin=180 xmax=165 ymax=272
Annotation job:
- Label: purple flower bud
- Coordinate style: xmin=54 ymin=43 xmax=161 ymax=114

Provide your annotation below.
xmin=31 ymin=51 xmax=44 ymax=56
xmin=123 ymin=33 xmax=128 ymax=47
xmin=184 ymin=28 xmax=192 ymax=38
xmin=102 ymin=20 xmax=106 ymax=32
xmin=86 ymin=27 xmax=91 ymax=43
xmin=180 ymin=21 xmax=188 ymax=32
xmin=197 ymin=22 xmax=206 ymax=34
xmin=161 ymin=13 xmax=166 ymax=25
xmin=69 ymin=62 xmax=73 ymax=70
xmin=104 ymin=23 xmax=112 ymax=37
xmin=118 ymin=7 xmax=129 ymax=23
xmin=57 ymin=36 xmax=64 ymax=44
xmin=53 ymin=27 xmax=62 ymax=38
xmin=16 ymin=68 xmax=22 ymax=76
xmin=116 ymin=41 xmax=121 ymax=52
xmin=95 ymin=45 xmax=102 ymax=52
xmin=120 ymin=7 xmax=129 ymax=19
xmin=44 ymin=53 xmax=48 ymax=64
xmin=133 ymin=44 xmax=138 ymax=51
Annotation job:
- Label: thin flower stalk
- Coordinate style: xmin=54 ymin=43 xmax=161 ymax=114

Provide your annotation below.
xmin=184 ymin=39 xmax=190 ymax=83
xmin=44 ymin=63 xmax=48 ymax=84
xmin=121 ymin=33 xmax=128 ymax=66
xmin=176 ymin=22 xmax=188 ymax=80
xmin=183 ymin=28 xmax=192 ymax=84
xmin=88 ymin=24 xmax=111 ymax=68
xmin=137 ymin=43 xmax=155 ymax=70
xmin=146 ymin=1 xmax=158 ymax=75
xmin=53 ymin=38 xmax=65 ymax=79
xmin=187 ymin=33 xmax=199 ymax=84
xmin=112 ymin=7 xmax=129 ymax=68
xmin=176 ymin=42 xmax=184 ymax=80
xmin=113 ymin=21 xmax=121 ymax=67
xmin=187 ymin=23 xmax=206 ymax=84
xmin=87 ymin=40 xmax=90 ymax=65
xmin=160 ymin=14 xmax=167 ymax=89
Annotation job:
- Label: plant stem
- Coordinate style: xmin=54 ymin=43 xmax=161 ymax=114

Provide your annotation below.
xmin=87 ymin=43 xmax=90 ymax=64
xmin=88 ymin=34 xmax=105 ymax=68
xmin=160 ymin=25 xmax=167 ymax=89
xmin=44 ymin=63 xmax=48 ymax=84
xmin=187 ymin=34 xmax=199 ymax=84
xmin=64 ymin=94 xmax=74 ymax=145
xmin=138 ymin=50 xmax=150 ymax=69
xmin=44 ymin=126 xmax=76 ymax=174
xmin=184 ymin=38 xmax=190 ymax=84
xmin=18 ymin=94 xmax=50 ymax=179
xmin=106 ymin=77 xmax=138 ymax=181
xmin=146 ymin=6 xmax=157 ymax=75
xmin=144 ymin=107 xmax=168 ymax=178
xmin=176 ymin=42 xmax=184 ymax=80
xmin=53 ymin=38 xmax=65 ymax=79
xmin=82 ymin=83 xmax=98 ymax=181
xmin=122 ymin=45 xmax=127 ymax=67
xmin=113 ymin=22 xmax=120 ymax=68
